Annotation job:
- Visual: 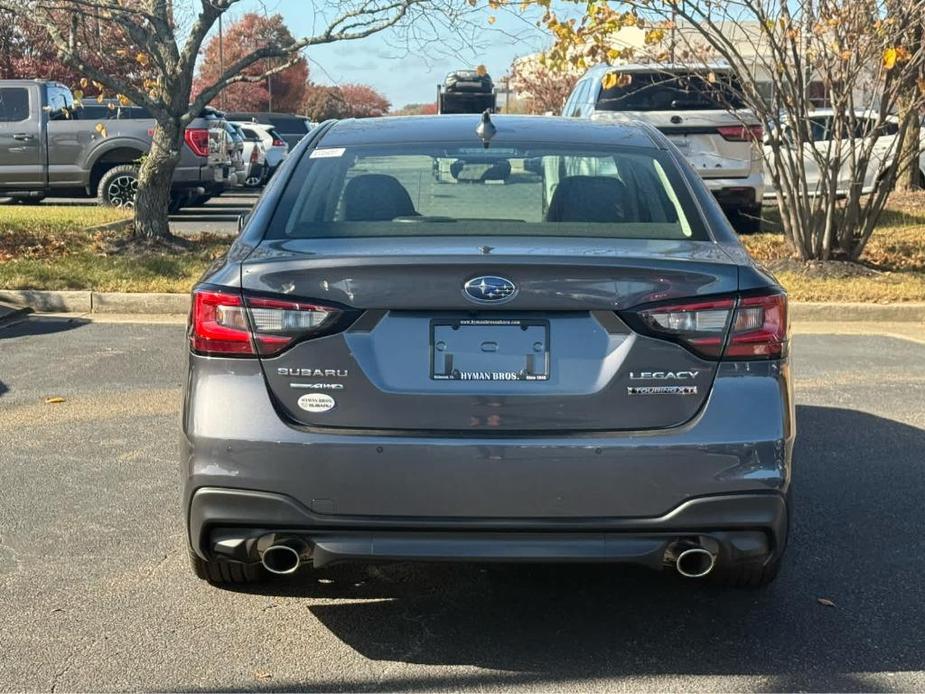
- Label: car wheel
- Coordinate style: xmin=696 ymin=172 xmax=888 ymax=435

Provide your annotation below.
xmin=711 ymin=488 xmax=790 ymax=588
xmin=710 ymin=550 xmax=784 ymax=588
xmin=97 ymin=164 xmax=140 ymax=208
xmin=188 ymin=547 xmax=266 ymax=585
xmin=245 ymin=176 xmax=262 ymax=188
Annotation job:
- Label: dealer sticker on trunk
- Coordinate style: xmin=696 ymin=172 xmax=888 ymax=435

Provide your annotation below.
xmin=297 ymin=393 xmax=336 ymax=413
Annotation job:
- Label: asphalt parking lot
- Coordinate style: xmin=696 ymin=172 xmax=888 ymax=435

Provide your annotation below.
xmin=1 ymin=318 xmax=924 ymax=692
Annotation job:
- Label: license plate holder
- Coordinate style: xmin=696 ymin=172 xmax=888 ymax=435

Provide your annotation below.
xmin=430 ymin=318 xmax=549 ymax=381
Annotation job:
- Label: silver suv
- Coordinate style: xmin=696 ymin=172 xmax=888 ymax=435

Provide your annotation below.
xmin=563 ymin=64 xmax=765 ymax=232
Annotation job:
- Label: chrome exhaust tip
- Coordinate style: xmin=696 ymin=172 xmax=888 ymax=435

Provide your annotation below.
xmin=260 ymin=544 xmax=301 ymax=575
xmin=676 ymin=547 xmax=716 ymax=578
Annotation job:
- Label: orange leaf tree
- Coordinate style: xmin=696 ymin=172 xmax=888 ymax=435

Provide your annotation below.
xmin=0 ymin=0 xmax=472 ymax=240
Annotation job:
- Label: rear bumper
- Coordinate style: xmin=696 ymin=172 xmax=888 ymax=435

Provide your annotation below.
xmin=171 ymin=163 xmax=229 ymax=192
xmin=183 ymin=358 xmax=793 ymax=514
xmin=702 ymin=172 xmax=765 ymax=208
xmin=189 ymin=487 xmax=787 ymax=569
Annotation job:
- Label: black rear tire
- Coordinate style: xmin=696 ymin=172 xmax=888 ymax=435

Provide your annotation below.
xmin=97 ymin=164 xmax=139 ymax=208
xmin=709 ymin=551 xmax=783 ymax=588
xmin=188 ymin=548 xmax=266 ymax=585
xmin=710 ymin=488 xmax=790 ymax=588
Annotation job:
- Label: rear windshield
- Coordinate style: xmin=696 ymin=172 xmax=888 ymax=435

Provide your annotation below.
xmin=596 ymin=72 xmax=746 ymax=112
xmin=267 ymin=142 xmax=708 ymax=241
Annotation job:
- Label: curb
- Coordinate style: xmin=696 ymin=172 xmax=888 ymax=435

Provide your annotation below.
xmin=790 ymin=302 xmax=925 ymax=322
xmin=2 ymin=290 xmax=925 ymax=322
xmin=0 ymin=290 xmax=190 ymax=314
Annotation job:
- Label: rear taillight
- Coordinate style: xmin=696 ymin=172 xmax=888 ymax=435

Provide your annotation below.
xmin=636 ymin=298 xmax=734 ymax=359
xmin=245 ymin=296 xmax=337 ymax=356
xmin=189 ymin=288 xmax=341 ymax=357
xmin=630 ymin=291 xmax=788 ymax=360
xmin=271 ymin=137 xmax=285 ymax=147
xmin=717 ymin=124 xmax=763 ymax=141
xmin=184 ymin=128 xmax=210 ymax=157
xmin=189 ymin=289 xmax=254 ymax=356
xmin=250 ymin=146 xmax=259 ymax=163
xmin=725 ymin=293 xmax=788 ymax=359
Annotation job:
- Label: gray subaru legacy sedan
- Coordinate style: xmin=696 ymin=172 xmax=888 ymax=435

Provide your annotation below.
xmin=183 ymin=114 xmax=793 ymax=588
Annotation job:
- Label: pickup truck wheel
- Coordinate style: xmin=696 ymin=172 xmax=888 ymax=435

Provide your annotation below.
xmin=97 ymin=164 xmax=140 ymax=208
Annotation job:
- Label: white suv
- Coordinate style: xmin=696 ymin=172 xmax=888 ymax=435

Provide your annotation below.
xmin=564 ymin=64 xmax=765 ymax=232
xmin=231 ymin=122 xmax=289 ymax=177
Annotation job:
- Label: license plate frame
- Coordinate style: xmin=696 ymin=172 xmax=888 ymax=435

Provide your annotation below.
xmin=430 ymin=318 xmax=550 ymax=382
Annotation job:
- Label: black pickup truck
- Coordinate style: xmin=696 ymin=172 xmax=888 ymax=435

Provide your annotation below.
xmin=0 ymin=80 xmax=231 ymax=207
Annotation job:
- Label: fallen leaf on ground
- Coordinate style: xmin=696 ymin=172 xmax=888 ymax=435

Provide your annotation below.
xmin=44 ymin=397 xmax=66 ymax=404
xmin=817 ymin=597 xmax=837 ymax=607
xmin=255 ymin=671 xmax=273 ymax=681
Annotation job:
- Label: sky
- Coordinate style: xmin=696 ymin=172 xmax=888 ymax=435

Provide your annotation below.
xmin=234 ymin=0 xmax=554 ymax=108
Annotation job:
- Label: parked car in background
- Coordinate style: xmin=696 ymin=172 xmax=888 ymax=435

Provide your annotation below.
xmin=235 ymin=124 xmax=267 ymax=187
xmin=184 ymin=114 xmax=792 ymax=589
xmin=763 ymin=109 xmax=925 ymax=199
xmin=437 ymin=68 xmax=497 ymax=114
xmin=0 ymin=81 xmax=231 ymax=208
xmin=563 ymin=64 xmax=765 ymax=232
xmin=224 ymin=121 xmax=247 ymax=188
xmin=224 ymin=111 xmax=311 ymax=149
xmin=232 ymin=121 xmax=288 ymax=176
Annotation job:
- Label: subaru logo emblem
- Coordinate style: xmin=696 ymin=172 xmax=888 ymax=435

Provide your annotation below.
xmin=463 ymin=276 xmax=517 ymax=303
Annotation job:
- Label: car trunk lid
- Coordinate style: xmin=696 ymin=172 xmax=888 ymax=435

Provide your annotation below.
xmin=240 ymin=237 xmax=740 ymax=433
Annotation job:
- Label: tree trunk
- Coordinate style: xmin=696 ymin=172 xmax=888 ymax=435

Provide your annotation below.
xmin=133 ymin=118 xmax=183 ymax=240
xmin=896 ymin=21 xmax=923 ymax=193
xmin=895 ymin=102 xmax=922 ymax=192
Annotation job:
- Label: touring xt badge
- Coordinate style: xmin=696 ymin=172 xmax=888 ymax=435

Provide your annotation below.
xmin=628 ymin=385 xmax=698 ymax=396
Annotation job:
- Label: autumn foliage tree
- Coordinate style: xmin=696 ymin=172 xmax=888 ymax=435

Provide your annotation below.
xmin=339 ymin=83 xmax=391 ymax=117
xmin=0 ymin=0 xmax=468 ymax=241
xmin=391 ymin=101 xmax=438 ymax=115
xmin=193 ymin=13 xmax=308 ymax=113
xmin=508 ymin=53 xmax=579 ymax=114
xmin=0 ymin=11 xmax=153 ymax=84
xmin=301 ymin=84 xmax=350 ymax=120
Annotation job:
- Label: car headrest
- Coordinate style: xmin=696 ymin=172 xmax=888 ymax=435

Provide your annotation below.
xmin=343 ymin=174 xmax=416 ymax=221
xmin=545 ymin=175 xmax=629 ymax=223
